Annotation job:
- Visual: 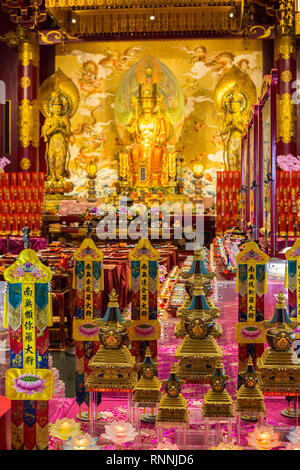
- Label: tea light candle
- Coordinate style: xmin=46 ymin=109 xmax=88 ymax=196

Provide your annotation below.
xmin=247 ymin=426 xmax=282 ymax=450
xmin=115 ymin=423 xmax=128 ymax=439
xmin=60 ymin=422 xmax=72 ymax=435
xmin=72 ymin=434 xmax=92 ymax=450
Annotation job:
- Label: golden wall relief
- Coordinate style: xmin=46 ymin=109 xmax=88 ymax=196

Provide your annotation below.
xmin=55 ymin=38 xmax=262 ymax=204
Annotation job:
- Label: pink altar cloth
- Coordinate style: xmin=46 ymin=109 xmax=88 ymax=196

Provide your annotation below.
xmin=48 ymin=275 xmax=297 ymax=449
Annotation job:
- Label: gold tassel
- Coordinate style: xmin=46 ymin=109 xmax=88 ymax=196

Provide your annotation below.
xmin=264 ymin=270 xmax=267 ymax=294
xmin=284 ymin=262 xmax=288 ymax=290
xmin=48 ymin=282 xmax=53 ymax=327
xmin=3 ymin=283 xmax=8 ymax=329
xmin=235 ymin=267 xmax=239 ymax=293
xmin=100 ymin=265 xmax=104 ymax=291
xmin=72 ymin=266 xmax=76 ymax=290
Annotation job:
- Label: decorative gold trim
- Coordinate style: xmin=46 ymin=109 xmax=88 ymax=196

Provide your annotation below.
xmin=276 ymin=93 xmax=297 ymax=144
xmin=19 ymin=39 xmax=39 ymax=68
xmin=275 ymin=35 xmax=296 ymax=61
xmin=38 ymin=30 xmax=78 ymax=44
xmin=249 ymin=24 xmax=275 ymax=39
xmin=46 ymin=0 xmax=241 ymax=7
xmin=47 ymin=4 xmax=242 ymax=35
xmin=17 ymin=99 xmax=40 ymax=148
xmin=20 ymin=76 xmax=31 ymax=88
xmin=281 ymin=70 xmax=293 ymax=82
xmin=20 ymin=157 xmax=31 ymax=170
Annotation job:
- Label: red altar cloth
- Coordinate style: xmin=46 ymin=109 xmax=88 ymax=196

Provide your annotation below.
xmin=0 ymin=237 xmax=47 ymax=255
xmin=0 ymin=397 xmax=10 ymax=450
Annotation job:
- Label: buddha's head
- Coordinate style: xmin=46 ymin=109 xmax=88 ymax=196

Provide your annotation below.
xmin=139 ymin=82 xmax=157 ymax=114
xmin=228 ymin=86 xmax=242 ymax=113
xmin=50 ymin=90 xmax=64 ymax=115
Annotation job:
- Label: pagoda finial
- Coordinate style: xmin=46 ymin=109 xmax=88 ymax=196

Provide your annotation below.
xmin=22 ymin=226 xmax=31 ymax=249
xmin=108 ymin=288 xmax=119 ymax=307
xmin=275 ymin=290 xmax=287 ymax=309
xmin=86 ymin=221 xmax=93 ymax=238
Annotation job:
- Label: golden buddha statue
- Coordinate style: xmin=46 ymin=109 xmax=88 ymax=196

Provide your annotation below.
xmin=125 ymin=70 xmax=169 ymax=187
xmin=39 ymin=68 xmax=79 ymax=195
xmin=221 ymin=86 xmax=246 ymax=171
xmin=42 ymin=90 xmax=72 ymax=184
xmin=214 ymin=66 xmax=257 ymax=172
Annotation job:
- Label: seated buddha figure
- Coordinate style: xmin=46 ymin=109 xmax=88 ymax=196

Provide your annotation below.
xmin=125 ymin=73 xmax=168 ymax=187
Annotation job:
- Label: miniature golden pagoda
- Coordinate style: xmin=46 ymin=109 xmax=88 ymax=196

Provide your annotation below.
xmin=175 ymin=292 xmax=222 ymax=383
xmin=235 ymin=356 xmax=265 ymax=414
xmin=202 ymin=361 xmax=234 ymax=418
xmin=175 ymin=276 xmax=220 ymax=338
xmin=257 ymin=290 xmax=300 ymax=394
xmin=133 ymin=347 xmax=161 ymax=403
xmin=156 ymin=365 xmax=188 ymax=423
xmin=181 ymin=248 xmax=215 ymax=300
xmin=85 ymin=289 xmax=137 ymax=391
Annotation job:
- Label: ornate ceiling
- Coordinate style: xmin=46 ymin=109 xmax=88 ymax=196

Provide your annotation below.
xmin=0 ymin=0 xmax=288 ymax=41
xmin=44 ymin=0 xmax=244 ymax=38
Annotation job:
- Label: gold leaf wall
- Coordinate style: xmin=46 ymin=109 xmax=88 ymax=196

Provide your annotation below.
xmin=56 ymin=38 xmax=262 ymax=199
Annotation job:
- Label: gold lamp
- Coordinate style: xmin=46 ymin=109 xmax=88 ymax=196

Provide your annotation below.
xmin=86 ymin=158 xmax=98 ymax=202
xmin=192 ymin=156 xmax=205 ymax=202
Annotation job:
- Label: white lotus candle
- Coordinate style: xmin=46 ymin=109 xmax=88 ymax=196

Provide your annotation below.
xmin=72 ymin=434 xmax=92 ymax=450
xmin=114 ymin=423 xmax=128 ymax=439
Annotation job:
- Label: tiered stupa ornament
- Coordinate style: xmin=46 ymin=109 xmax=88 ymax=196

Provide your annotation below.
xmin=235 ymin=356 xmax=265 ymax=415
xmin=175 ymin=283 xmax=222 ymax=383
xmin=175 ymin=276 xmax=220 ymax=338
xmin=202 ymin=361 xmax=234 ymax=418
xmin=156 ymin=365 xmax=188 ymax=423
xmin=257 ymin=290 xmax=300 ymax=394
xmin=182 ymin=248 xmax=215 ymax=299
xmin=133 ymin=347 xmax=161 ymax=403
xmin=85 ymin=289 xmax=137 ymax=391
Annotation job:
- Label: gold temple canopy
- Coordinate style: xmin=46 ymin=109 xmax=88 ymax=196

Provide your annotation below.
xmin=45 ymin=0 xmax=244 ymax=37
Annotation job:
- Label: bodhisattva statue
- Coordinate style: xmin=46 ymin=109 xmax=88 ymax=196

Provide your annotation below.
xmin=221 ymin=86 xmax=247 ymax=172
xmin=39 ymin=68 xmax=79 ymax=194
xmin=41 ymin=90 xmax=72 ymax=185
xmin=125 ymin=70 xmax=169 ymax=188
xmin=215 ymin=66 xmax=257 ymax=173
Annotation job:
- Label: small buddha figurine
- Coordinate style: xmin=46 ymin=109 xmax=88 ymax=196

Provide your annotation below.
xmin=221 ymin=86 xmax=247 ymax=171
xmin=126 ymin=65 xmax=169 ymax=187
xmin=41 ymin=89 xmax=72 ymax=187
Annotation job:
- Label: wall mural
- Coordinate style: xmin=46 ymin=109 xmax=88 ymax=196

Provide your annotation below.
xmin=55 ymin=39 xmax=262 ymax=204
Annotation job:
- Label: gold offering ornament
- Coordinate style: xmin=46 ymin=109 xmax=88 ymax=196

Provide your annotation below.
xmin=257 ymin=290 xmax=300 ymax=394
xmin=235 ymin=356 xmax=265 ymax=414
xmin=85 ymin=289 xmax=137 ymax=392
xmin=39 ymin=68 xmax=79 ymax=195
xmin=157 ymin=365 xmax=188 ymax=423
xmin=133 ymin=347 xmax=161 ymax=403
xmin=202 ymin=361 xmax=234 ymax=418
